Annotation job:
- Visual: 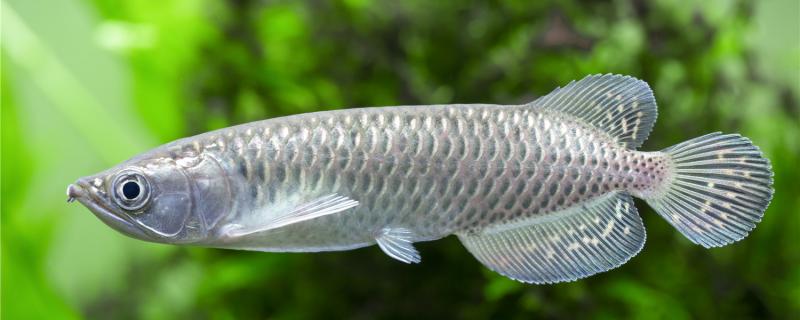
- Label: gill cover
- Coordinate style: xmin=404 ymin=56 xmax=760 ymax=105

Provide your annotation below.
xmin=124 ymin=154 xmax=231 ymax=242
xmin=177 ymin=154 xmax=232 ymax=237
xmin=126 ymin=162 xmax=192 ymax=238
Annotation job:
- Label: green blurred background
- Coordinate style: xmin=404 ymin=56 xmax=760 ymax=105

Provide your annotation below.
xmin=2 ymin=0 xmax=799 ymax=318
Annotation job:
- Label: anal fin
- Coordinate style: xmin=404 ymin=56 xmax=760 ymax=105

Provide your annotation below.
xmin=223 ymin=194 xmax=359 ymax=238
xmin=457 ymin=192 xmax=645 ymax=284
xmin=376 ymin=228 xmax=421 ymax=264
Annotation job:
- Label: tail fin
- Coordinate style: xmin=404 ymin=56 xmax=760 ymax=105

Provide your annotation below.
xmin=646 ymin=133 xmax=774 ymax=248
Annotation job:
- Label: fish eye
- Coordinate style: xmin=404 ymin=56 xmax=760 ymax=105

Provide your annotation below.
xmin=112 ymin=170 xmax=151 ymax=212
xmin=121 ymin=180 xmax=141 ymax=200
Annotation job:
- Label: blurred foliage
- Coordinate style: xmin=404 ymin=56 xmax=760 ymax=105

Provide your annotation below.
xmin=2 ymin=0 xmax=799 ymax=319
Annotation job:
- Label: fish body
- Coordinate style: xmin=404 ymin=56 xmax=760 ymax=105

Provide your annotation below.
xmin=69 ymin=74 xmax=774 ymax=283
xmin=141 ymin=104 xmax=656 ymax=250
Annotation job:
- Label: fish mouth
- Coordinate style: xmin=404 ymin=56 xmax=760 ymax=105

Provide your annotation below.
xmin=67 ymin=181 xmax=151 ymax=241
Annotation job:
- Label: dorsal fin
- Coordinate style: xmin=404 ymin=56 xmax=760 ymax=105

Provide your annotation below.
xmin=529 ymin=74 xmax=658 ymax=149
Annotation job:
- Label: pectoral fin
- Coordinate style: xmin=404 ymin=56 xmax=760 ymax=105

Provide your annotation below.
xmin=223 ymin=194 xmax=359 ymax=238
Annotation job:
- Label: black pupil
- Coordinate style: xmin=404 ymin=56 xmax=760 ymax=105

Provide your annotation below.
xmin=122 ymin=181 xmax=141 ymax=200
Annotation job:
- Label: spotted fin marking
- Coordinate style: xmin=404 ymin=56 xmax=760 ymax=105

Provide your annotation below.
xmin=457 ymin=192 xmax=645 ymax=284
xmin=223 ymin=194 xmax=359 ymax=237
xmin=646 ymin=133 xmax=774 ymax=248
xmin=530 ymin=74 xmax=658 ymax=149
xmin=376 ymin=228 xmax=421 ymax=264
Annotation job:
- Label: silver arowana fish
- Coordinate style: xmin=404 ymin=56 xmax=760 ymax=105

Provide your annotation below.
xmin=68 ymin=74 xmax=774 ymax=284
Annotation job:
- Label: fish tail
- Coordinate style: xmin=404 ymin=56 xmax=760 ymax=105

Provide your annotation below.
xmin=644 ymin=132 xmax=774 ymax=248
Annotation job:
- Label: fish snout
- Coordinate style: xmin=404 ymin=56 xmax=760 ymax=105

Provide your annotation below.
xmin=69 ymin=175 xmax=154 ymax=241
xmin=67 ymin=177 xmax=97 ymax=203
xmin=67 ymin=183 xmax=84 ymax=203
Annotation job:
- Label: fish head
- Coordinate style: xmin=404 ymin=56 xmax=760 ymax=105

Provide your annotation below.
xmin=68 ymin=154 xmax=229 ymax=244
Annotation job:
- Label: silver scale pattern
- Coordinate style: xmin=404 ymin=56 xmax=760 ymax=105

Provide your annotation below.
xmin=165 ymin=104 xmax=656 ymax=249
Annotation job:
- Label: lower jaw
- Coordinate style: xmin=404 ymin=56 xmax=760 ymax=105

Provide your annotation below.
xmin=80 ymin=198 xmax=151 ymax=241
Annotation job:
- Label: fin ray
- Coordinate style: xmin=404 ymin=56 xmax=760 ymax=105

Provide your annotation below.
xmin=458 ymin=192 xmax=645 ymax=284
xmin=376 ymin=228 xmax=421 ymax=264
xmin=645 ymin=133 xmax=774 ymax=248
xmin=530 ymin=74 xmax=657 ymax=149
xmin=223 ymin=194 xmax=359 ymax=238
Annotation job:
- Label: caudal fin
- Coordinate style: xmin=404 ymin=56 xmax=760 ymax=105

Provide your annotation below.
xmin=645 ymin=133 xmax=774 ymax=248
